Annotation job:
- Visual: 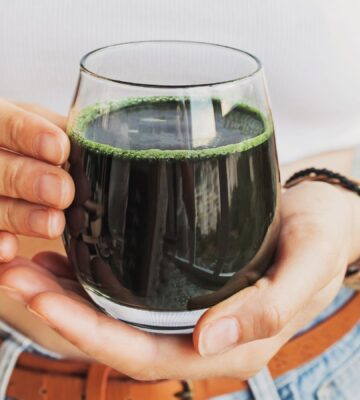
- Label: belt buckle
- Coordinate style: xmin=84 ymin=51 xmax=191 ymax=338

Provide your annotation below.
xmin=174 ymin=380 xmax=194 ymax=400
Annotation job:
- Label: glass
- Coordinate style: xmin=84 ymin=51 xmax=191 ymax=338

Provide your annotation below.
xmin=64 ymin=41 xmax=281 ymax=333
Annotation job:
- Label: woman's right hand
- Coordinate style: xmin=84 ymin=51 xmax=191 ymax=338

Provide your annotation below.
xmin=0 ymin=99 xmax=74 ymax=261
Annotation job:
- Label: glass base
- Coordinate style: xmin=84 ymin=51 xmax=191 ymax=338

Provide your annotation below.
xmin=85 ymin=288 xmax=208 ymax=334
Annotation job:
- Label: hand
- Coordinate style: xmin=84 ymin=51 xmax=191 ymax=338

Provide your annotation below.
xmin=1 ymin=181 xmax=359 ymax=380
xmin=0 ymin=100 xmax=74 ymax=261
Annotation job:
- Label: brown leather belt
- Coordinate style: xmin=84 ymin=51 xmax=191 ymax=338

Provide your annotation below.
xmin=5 ymin=293 xmax=360 ymax=400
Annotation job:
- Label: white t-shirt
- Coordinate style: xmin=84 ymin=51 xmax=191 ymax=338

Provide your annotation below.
xmin=1 ymin=0 xmax=359 ymax=163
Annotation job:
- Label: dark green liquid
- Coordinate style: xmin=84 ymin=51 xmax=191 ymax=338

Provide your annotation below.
xmin=64 ymin=98 xmax=280 ymax=312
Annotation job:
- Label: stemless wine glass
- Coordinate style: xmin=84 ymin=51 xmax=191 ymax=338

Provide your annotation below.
xmin=64 ymin=41 xmax=281 ymax=334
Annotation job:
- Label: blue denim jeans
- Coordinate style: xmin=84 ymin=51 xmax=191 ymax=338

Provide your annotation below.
xmin=214 ymin=287 xmax=360 ymax=400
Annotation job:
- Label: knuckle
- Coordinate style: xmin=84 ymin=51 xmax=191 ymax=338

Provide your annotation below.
xmin=5 ymin=112 xmax=25 ymax=147
xmin=259 ymin=303 xmax=285 ymax=337
xmin=1 ymin=199 xmax=20 ymax=232
xmin=282 ymin=213 xmax=329 ymax=243
xmin=281 ymin=217 xmax=310 ymax=242
xmin=1 ymin=200 xmax=12 ymax=231
xmin=3 ymin=158 xmax=24 ymax=197
xmin=249 ymin=281 xmax=287 ymax=338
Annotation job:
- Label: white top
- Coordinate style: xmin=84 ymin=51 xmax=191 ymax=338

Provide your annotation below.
xmin=1 ymin=0 xmax=359 ymax=163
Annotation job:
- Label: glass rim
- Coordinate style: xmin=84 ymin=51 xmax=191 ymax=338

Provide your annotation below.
xmin=79 ymin=40 xmax=263 ymax=89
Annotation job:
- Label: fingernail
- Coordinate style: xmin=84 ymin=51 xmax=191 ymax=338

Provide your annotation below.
xmin=0 ymin=285 xmax=24 ymax=302
xmin=199 ymin=317 xmax=240 ymax=357
xmin=35 ymin=133 xmax=64 ymax=164
xmin=26 ymin=305 xmax=53 ymax=326
xmin=36 ymin=174 xmax=67 ymax=207
xmin=29 ymin=209 xmax=63 ymax=237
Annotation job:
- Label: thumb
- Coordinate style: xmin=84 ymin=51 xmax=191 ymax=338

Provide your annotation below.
xmin=193 ymin=220 xmax=347 ymax=357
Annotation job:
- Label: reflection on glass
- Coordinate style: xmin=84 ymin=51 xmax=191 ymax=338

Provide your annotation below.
xmin=64 ymin=41 xmax=281 ymax=333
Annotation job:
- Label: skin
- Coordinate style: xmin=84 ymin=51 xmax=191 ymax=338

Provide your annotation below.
xmin=0 ymin=100 xmax=74 ymax=260
xmin=0 ymin=101 xmax=359 ymax=379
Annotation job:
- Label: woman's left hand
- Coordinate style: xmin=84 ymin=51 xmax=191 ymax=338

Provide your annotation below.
xmin=1 ymin=181 xmax=360 ymax=380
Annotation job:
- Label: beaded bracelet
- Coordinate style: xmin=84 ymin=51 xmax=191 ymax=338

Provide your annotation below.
xmin=284 ymin=167 xmax=360 ymax=196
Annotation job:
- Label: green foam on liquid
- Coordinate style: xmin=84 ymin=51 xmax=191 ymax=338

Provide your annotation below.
xmin=68 ymin=96 xmax=273 ymax=160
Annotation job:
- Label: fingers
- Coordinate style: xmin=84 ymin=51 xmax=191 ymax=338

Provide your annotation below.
xmin=26 ymin=293 xmax=220 ymax=380
xmin=26 ymin=291 xmax=298 ymax=380
xmin=0 ymin=264 xmax=65 ymax=302
xmin=0 ymin=232 xmax=18 ymax=262
xmin=0 ymin=256 xmax=85 ymax=305
xmin=0 ymin=100 xmax=74 ymax=254
xmin=13 ymin=102 xmax=67 ymax=131
xmin=0 ymin=99 xmax=69 ymax=164
xmin=0 ymin=256 xmax=66 ymax=304
xmin=1 ymin=257 xmax=211 ymax=379
xmin=4 ymin=273 xmax=172 ymax=378
xmin=25 ymin=289 xmax=216 ymax=380
xmin=0 ymin=254 xmax=314 ymax=380
xmin=0 ymin=197 xmax=64 ymax=239
xmin=0 ymin=149 xmax=74 ymax=209
xmin=0 ymin=258 xmax=304 ymax=381
xmin=29 ymin=293 xmax=162 ymax=378
xmin=194 ymin=216 xmax=346 ymax=356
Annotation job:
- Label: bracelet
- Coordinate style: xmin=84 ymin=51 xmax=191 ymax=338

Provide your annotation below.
xmin=284 ymin=167 xmax=360 ymax=287
xmin=284 ymin=167 xmax=360 ymax=196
